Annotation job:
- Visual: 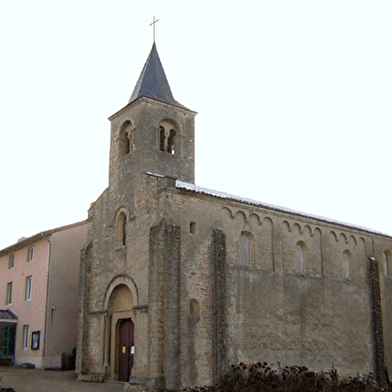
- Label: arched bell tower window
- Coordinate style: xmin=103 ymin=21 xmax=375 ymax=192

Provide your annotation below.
xmin=116 ymin=212 xmax=127 ymax=246
xmin=158 ymin=119 xmax=178 ymax=155
xmin=118 ymin=121 xmax=133 ymax=157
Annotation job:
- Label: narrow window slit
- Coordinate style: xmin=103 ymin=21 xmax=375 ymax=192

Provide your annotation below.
xmin=190 ymin=222 xmax=196 ymax=234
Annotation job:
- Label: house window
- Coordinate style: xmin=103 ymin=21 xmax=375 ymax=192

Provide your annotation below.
xmin=27 ymin=246 xmax=34 ymax=262
xmin=23 ymin=325 xmax=29 ymax=350
xmin=295 ymin=241 xmax=307 ymax=272
xmin=8 ymin=254 xmax=15 ymax=269
xmin=25 ymin=276 xmax=33 ymax=301
xmin=6 ymin=282 xmax=13 ymax=305
xmin=116 ymin=212 xmax=127 ymax=246
xmin=189 ymin=221 xmax=196 ymax=234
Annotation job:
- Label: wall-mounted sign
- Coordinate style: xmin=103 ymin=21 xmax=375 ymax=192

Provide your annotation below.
xmin=31 ymin=331 xmax=40 ymax=350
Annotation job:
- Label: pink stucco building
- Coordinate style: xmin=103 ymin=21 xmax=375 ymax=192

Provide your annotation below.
xmin=0 ymin=220 xmax=87 ymax=369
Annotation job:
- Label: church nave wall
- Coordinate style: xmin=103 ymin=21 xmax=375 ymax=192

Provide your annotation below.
xmin=165 ymin=190 xmax=392 ymax=381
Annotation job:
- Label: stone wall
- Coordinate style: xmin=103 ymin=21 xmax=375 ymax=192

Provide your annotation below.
xmin=161 ymin=183 xmax=392 ymax=388
xmin=76 ymin=89 xmax=392 ymax=389
xmin=78 ymin=170 xmax=392 ymax=389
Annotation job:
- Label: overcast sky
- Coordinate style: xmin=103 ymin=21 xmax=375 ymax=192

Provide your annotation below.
xmin=1 ymin=1 xmax=391 ymax=250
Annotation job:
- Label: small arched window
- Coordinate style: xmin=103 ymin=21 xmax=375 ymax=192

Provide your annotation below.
xmin=239 ymin=234 xmax=250 ymax=265
xmin=295 ymin=241 xmax=307 ymax=272
xmin=384 ymin=251 xmax=391 ymax=277
xmin=189 ymin=299 xmax=200 ymax=317
xmin=117 ymin=212 xmax=127 ymax=246
xmin=119 ymin=121 xmax=132 ymax=157
xmin=239 ymin=231 xmax=255 ymax=266
xmin=342 ymin=250 xmax=352 ymax=279
xmin=189 ymin=221 xmax=196 ymax=234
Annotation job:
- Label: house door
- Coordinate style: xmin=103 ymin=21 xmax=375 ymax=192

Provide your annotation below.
xmin=0 ymin=323 xmax=16 ymax=364
xmin=118 ymin=318 xmax=134 ymax=381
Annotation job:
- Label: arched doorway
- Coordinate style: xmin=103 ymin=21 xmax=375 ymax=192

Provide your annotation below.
xmin=107 ymin=284 xmax=134 ymax=381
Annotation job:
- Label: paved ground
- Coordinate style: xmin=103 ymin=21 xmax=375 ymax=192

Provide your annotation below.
xmin=0 ymin=366 xmax=125 ymax=392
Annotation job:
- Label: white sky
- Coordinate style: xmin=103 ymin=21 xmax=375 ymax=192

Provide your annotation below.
xmin=1 ymin=1 xmax=391 ymax=250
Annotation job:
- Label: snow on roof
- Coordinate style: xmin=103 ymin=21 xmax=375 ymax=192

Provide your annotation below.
xmin=176 ymin=180 xmax=390 ymax=238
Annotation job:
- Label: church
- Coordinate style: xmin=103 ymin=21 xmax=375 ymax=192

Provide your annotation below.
xmin=76 ymin=43 xmax=392 ymax=390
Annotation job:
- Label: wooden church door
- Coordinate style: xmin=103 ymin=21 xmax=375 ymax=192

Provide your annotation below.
xmin=118 ymin=318 xmax=134 ymax=381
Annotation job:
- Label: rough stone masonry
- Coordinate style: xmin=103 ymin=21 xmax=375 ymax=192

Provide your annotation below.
xmin=76 ymin=43 xmax=392 ymax=390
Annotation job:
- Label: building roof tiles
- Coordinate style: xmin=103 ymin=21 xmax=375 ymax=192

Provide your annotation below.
xmin=0 ymin=309 xmax=18 ymax=321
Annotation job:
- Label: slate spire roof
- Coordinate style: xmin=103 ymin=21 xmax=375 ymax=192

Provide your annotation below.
xmin=129 ymin=43 xmax=187 ymax=109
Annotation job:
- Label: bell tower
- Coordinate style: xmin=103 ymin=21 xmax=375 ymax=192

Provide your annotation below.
xmin=78 ymin=43 xmax=197 ymax=386
xmin=108 ymin=44 xmax=197 ymax=190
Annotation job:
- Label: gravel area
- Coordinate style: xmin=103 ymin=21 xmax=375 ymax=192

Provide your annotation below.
xmin=0 ymin=366 xmax=125 ymax=392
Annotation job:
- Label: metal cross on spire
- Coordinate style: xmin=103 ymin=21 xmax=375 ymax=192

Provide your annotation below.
xmin=150 ymin=16 xmax=159 ymax=43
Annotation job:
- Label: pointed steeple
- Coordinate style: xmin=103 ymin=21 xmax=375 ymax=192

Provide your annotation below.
xmin=129 ymin=43 xmax=186 ymax=109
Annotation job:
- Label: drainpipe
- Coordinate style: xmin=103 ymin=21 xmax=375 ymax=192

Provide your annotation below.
xmin=41 ymin=233 xmax=52 ymax=370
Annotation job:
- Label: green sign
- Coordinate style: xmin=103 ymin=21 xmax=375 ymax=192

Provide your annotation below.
xmin=31 ymin=331 xmax=40 ymax=350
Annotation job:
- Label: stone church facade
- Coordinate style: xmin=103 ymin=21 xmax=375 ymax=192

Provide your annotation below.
xmin=76 ymin=44 xmax=392 ymax=390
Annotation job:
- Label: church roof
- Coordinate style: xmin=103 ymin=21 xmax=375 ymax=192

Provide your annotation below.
xmin=129 ymin=43 xmax=187 ymax=110
xmin=175 ymin=180 xmax=392 ymax=238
